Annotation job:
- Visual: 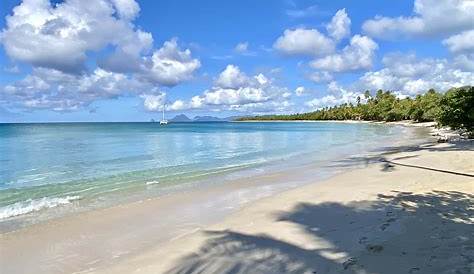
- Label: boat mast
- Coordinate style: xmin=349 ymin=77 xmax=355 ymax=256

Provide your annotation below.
xmin=162 ymin=103 xmax=165 ymax=121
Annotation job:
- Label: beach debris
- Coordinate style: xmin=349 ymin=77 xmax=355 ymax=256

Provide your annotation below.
xmin=408 ymin=267 xmax=420 ymax=273
xmin=342 ymin=257 xmax=358 ymax=270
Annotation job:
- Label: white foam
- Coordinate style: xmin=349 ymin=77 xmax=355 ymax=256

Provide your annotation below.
xmin=145 ymin=180 xmax=160 ymax=185
xmin=0 ymin=196 xmax=81 ymax=219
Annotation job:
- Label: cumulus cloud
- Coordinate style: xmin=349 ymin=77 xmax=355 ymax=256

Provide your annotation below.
xmin=273 ymin=28 xmax=335 ymax=56
xmin=274 ymin=9 xmax=377 ymax=75
xmin=0 ymin=1 xmax=201 ymax=112
xmin=326 ymin=8 xmax=351 ymax=41
xmin=141 ymin=93 xmax=166 ymax=112
xmin=140 ymin=39 xmax=201 ymax=86
xmin=306 ymin=81 xmax=362 ymax=109
xmin=356 ymin=53 xmax=474 ymax=95
xmin=2 ymin=67 xmax=148 ymax=111
xmin=162 ymin=65 xmax=291 ymax=113
xmin=442 ymin=30 xmax=474 ymax=53
xmin=1 ymin=0 xmax=152 ymax=73
xmin=362 ymin=0 xmax=474 ymax=39
xmin=310 ymin=35 xmax=378 ymax=72
xmin=110 ymin=0 xmax=140 ymax=20
xmin=453 ymin=54 xmax=474 ymax=71
xmin=214 ymin=64 xmax=249 ymax=89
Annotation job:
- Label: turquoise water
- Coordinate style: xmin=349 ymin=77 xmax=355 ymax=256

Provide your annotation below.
xmin=0 ymin=122 xmax=420 ymax=223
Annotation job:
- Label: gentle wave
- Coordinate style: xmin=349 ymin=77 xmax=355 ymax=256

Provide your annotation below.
xmin=145 ymin=180 xmax=160 ymax=185
xmin=0 ymin=196 xmax=81 ymax=219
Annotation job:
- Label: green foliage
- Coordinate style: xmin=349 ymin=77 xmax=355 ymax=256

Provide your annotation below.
xmin=437 ymin=86 xmax=474 ymax=133
xmin=239 ymin=86 xmax=473 ymax=134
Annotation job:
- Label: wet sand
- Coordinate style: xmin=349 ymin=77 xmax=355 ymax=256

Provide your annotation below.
xmin=95 ymin=140 xmax=474 ymax=274
xmin=1 ymin=125 xmax=472 ymax=274
xmin=0 ymin=153 xmax=352 ymax=274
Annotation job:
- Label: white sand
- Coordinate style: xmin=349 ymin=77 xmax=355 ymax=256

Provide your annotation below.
xmin=96 ymin=140 xmax=474 ymax=274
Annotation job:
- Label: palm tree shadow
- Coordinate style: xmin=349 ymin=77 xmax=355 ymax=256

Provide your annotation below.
xmin=164 ymin=229 xmax=341 ymax=274
xmin=164 ymin=191 xmax=473 ymax=274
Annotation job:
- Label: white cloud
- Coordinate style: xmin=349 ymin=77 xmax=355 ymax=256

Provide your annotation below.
xmin=295 ymin=86 xmax=306 ymax=96
xmin=307 ymin=71 xmax=333 ymax=83
xmin=141 ymin=38 xmax=201 ymax=86
xmin=1 ymin=0 xmax=152 ymax=73
xmin=286 ymin=5 xmax=322 ymax=19
xmin=0 ymin=1 xmax=202 ymax=112
xmin=442 ymin=30 xmax=474 ymax=53
xmin=326 ymin=8 xmax=351 ymax=41
xmin=310 ymin=35 xmax=378 ymax=72
xmin=168 ymin=100 xmax=186 ymax=111
xmin=273 ymin=28 xmax=334 ymax=56
xmin=275 ymin=9 xmax=376 ymax=74
xmin=357 ymin=53 xmax=474 ymax=95
xmin=306 ymin=81 xmax=362 ymax=109
xmin=233 ymin=41 xmax=256 ymax=56
xmin=214 ymin=64 xmax=249 ymax=89
xmin=2 ymin=67 xmax=148 ymax=111
xmin=453 ymin=54 xmax=474 ymax=71
xmin=234 ymin=42 xmax=249 ymax=53
xmin=141 ymin=93 xmax=166 ymax=112
xmin=362 ymin=0 xmax=474 ymax=39
xmin=164 ymin=65 xmax=291 ymax=113
xmin=110 ymin=0 xmax=140 ymax=20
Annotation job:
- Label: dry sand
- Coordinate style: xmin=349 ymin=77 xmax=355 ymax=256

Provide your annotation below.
xmin=95 ymin=140 xmax=474 ymax=274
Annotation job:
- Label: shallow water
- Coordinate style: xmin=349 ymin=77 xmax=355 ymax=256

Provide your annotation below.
xmin=0 ymin=122 xmax=427 ymax=229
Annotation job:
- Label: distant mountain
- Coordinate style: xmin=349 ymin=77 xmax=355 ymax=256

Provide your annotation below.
xmin=170 ymin=114 xmax=192 ymax=122
xmin=169 ymin=114 xmax=243 ymax=122
xmin=193 ymin=116 xmax=227 ymax=122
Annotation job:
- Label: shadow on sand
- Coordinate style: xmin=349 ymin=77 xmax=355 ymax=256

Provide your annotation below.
xmin=164 ymin=141 xmax=473 ymax=274
xmin=328 ymin=140 xmax=474 ymax=177
xmin=165 ymin=191 xmax=473 ymax=274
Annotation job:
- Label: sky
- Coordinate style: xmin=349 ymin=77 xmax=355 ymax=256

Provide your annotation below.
xmin=0 ymin=0 xmax=473 ymax=122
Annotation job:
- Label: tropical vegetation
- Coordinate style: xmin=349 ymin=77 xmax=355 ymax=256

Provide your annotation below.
xmin=239 ymin=86 xmax=474 ymax=135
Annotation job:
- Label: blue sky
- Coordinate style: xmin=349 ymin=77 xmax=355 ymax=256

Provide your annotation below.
xmin=0 ymin=0 xmax=473 ymax=122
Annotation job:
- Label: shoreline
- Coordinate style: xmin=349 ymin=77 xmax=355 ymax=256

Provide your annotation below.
xmin=1 ymin=123 xmax=470 ymax=274
xmin=97 ymin=138 xmax=474 ymax=274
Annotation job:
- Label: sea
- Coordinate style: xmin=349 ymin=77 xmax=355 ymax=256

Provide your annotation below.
xmin=0 ymin=122 xmax=428 ymax=231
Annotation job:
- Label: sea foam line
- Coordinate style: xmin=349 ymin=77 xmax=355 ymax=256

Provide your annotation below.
xmin=0 ymin=196 xmax=81 ymax=219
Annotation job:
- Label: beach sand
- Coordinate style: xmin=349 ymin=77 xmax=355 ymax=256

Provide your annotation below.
xmin=94 ymin=140 xmax=474 ymax=274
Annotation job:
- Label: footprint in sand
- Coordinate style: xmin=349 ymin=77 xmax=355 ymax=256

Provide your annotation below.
xmin=366 ymin=244 xmax=384 ymax=253
xmin=380 ymin=223 xmax=390 ymax=231
xmin=342 ymin=258 xmax=358 ymax=270
xmin=358 ymin=236 xmax=368 ymax=244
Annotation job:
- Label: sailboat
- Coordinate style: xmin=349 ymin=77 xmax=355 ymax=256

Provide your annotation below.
xmin=160 ymin=103 xmax=168 ymax=125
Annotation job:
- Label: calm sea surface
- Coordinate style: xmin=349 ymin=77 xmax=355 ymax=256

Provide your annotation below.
xmin=0 ymin=122 xmax=426 ymax=227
